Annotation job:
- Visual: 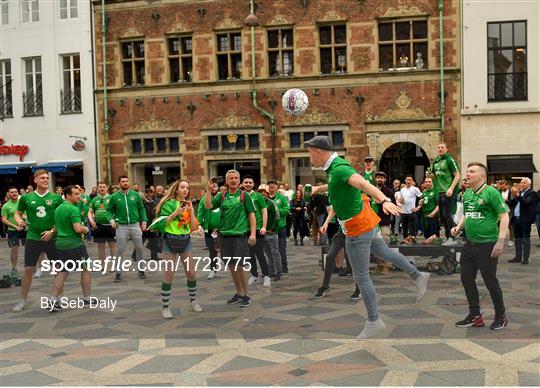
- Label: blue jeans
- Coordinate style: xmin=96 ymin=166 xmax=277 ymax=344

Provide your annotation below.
xmin=346 ymin=227 xmax=421 ymax=322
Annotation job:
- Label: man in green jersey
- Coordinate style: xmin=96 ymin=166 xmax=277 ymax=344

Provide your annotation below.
xmin=196 ymin=181 xmax=221 ymax=279
xmin=452 ymin=162 xmax=509 ymax=330
xmin=242 ymin=175 xmax=270 ymax=287
xmin=88 ymin=182 xmax=117 ymax=267
xmin=48 ymin=185 xmax=92 ymax=312
xmin=430 ymin=143 xmax=461 ymax=245
xmin=267 ymin=180 xmax=290 ymax=274
xmin=258 ymin=184 xmax=284 ymax=280
xmin=418 ymin=177 xmax=440 ymax=239
xmin=205 ymin=170 xmax=256 ymax=307
xmin=13 ymin=170 xmax=63 ymax=312
xmin=305 ymin=136 xmax=429 ymax=340
xmin=2 ymin=187 xmax=24 ymax=273
xmin=107 ymin=176 xmax=148 ymax=281
xmin=78 ymin=186 xmax=92 ymax=241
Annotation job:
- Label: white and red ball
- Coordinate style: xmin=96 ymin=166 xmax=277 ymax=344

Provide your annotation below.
xmin=282 ymin=88 xmax=309 ymax=116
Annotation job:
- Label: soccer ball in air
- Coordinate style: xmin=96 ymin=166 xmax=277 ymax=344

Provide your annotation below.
xmin=282 ymin=88 xmax=309 ymax=116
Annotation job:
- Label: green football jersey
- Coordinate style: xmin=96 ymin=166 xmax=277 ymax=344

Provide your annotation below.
xmin=17 ymin=191 xmax=63 ymax=240
xmin=55 ymin=201 xmax=84 ymax=250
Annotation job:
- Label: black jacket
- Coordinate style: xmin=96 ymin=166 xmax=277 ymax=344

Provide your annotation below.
xmin=510 ymin=188 xmax=537 ymax=224
xmin=377 ymin=185 xmax=396 ymax=227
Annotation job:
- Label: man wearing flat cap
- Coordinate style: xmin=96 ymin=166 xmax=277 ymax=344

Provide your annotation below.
xmin=304 ymin=135 xmax=430 ymax=340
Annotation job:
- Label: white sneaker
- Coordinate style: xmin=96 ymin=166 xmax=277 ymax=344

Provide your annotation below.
xmin=248 ymin=276 xmax=258 ymax=285
xmin=162 ymin=307 xmax=173 ymax=319
xmin=13 ymin=299 xmax=29 ymax=313
xmin=191 ymin=300 xmax=203 ymax=312
xmin=33 ymin=268 xmax=43 ymax=278
xmin=356 ymin=318 xmax=386 ymax=340
xmin=263 ymin=276 xmax=271 ymax=287
xmin=414 ymin=272 xmax=430 ymax=303
xmin=507 ymin=241 xmax=514 ymax=247
xmin=207 ymin=270 xmax=216 ymax=279
xmin=442 ymin=238 xmax=457 ymax=246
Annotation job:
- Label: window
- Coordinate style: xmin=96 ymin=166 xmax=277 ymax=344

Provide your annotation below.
xmin=23 ymin=57 xmax=42 ymax=116
xmin=122 ymin=40 xmax=145 ymax=86
xmin=331 ymin=131 xmax=344 ymax=147
xmin=488 ymin=21 xmax=527 ymax=101
xmin=235 ymin=135 xmax=245 ymax=150
xmin=0 ymin=60 xmax=12 ymax=118
xmin=132 ymin=139 xmax=142 ymax=154
xmin=303 ymin=132 xmax=314 ymax=146
xmin=59 ymin=0 xmax=77 ymax=19
xmin=378 ymin=20 xmax=427 ymax=70
xmin=144 ymin=138 xmax=154 ymax=153
xmin=156 ymin=138 xmax=167 ymax=153
xmin=221 ymin=135 xmax=231 ymax=151
xmin=217 ymin=32 xmax=242 ymax=80
xmin=61 ymin=54 xmax=81 ymax=113
xmin=290 ymin=133 xmax=301 ymax=148
xmin=268 ymin=29 xmax=294 ymax=77
xmin=169 ymin=137 xmax=179 ymax=152
xmin=2 ymin=0 xmax=8 ymax=24
xmin=208 ymin=136 xmax=219 ymax=151
xmin=21 ymin=0 xmax=38 ymax=23
xmin=319 ymin=24 xmax=347 ymax=74
xmin=168 ymin=36 xmax=193 ymax=83
xmin=248 ymin=134 xmax=259 ymax=150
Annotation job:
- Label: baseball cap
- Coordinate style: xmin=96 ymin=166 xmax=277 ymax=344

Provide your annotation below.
xmin=304 ymin=135 xmax=333 ymax=150
xmin=258 ymin=184 xmax=269 ymax=193
xmin=267 ymin=179 xmax=278 ymax=185
xmin=364 ymin=156 xmax=374 ymax=162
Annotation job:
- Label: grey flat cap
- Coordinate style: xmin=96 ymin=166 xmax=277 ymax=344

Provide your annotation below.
xmin=304 ymin=135 xmax=333 ymax=150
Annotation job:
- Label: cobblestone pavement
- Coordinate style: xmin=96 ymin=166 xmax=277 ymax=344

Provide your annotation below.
xmin=1 ymin=233 xmax=539 ymax=386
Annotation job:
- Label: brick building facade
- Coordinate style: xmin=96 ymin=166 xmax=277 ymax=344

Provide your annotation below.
xmin=93 ymin=0 xmax=461 ymax=195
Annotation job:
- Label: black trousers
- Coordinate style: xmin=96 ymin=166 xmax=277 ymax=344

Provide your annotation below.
xmin=401 ymin=213 xmax=416 ymax=239
xmin=423 ymin=215 xmax=440 ymax=237
xmin=292 ymin=215 xmax=307 ymax=239
xmin=460 ymin=241 xmax=505 ymax=316
xmin=322 ymin=229 xmax=358 ymax=291
xmin=204 ymin=232 xmax=219 ymax=271
xmin=438 ymin=192 xmax=457 ymax=238
xmin=514 ymin=218 xmax=532 ymax=262
xmin=249 ymin=231 xmax=269 ymax=277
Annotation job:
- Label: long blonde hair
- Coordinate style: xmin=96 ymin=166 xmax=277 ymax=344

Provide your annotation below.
xmin=155 ymin=179 xmax=190 ymax=216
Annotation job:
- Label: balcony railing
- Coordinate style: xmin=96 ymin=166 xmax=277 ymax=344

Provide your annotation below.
xmin=23 ymin=91 xmax=43 ymax=116
xmin=0 ymin=94 xmax=13 ymax=118
xmin=60 ymin=88 xmax=82 ymax=114
xmin=488 ymin=72 xmax=527 ymax=102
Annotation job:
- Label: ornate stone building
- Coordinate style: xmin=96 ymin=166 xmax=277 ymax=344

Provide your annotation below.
xmin=93 ymin=0 xmax=461 ymax=194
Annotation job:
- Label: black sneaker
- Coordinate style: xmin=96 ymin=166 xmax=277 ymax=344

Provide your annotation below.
xmin=83 ymin=298 xmax=91 ymax=308
xmin=338 ymin=270 xmax=348 ymax=279
xmin=114 ymin=273 xmax=122 ymax=282
xmin=314 ymin=286 xmax=330 ymax=298
xmin=455 ymin=314 xmax=485 ymax=328
xmin=138 ymin=271 xmax=147 ymax=279
xmin=274 ymin=274 xmax=283 ymax=282
xmin=227 ymin=293 xmax=242 ymax=305
xmin=490 ymin=315 xmax=508 ymax=330
xmin=349 ymin=289 xmax=361 ymax=300
xmin=508 ymin=258 xmax=521 ymax=263
xmin=49 ymin=300 xmax=62 ymax=313
xmin=240 ymin=295 xmax=251 ymax=308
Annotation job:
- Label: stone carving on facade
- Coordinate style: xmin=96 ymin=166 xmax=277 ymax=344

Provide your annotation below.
xmin=131 ymin=118 xmax=171 ymax=133
xmin=286 ymin=108 xmax=345 ymax=126
xmin=122 ymin=27 xmax=142 ymax=38
xmin=321 ymin=11 xmax=344 ymax=22
xmin=170 ymin=22 xmax=189 ymax=33
xmin=269 ymin=15 xmax=289 ymax=25
xmin=216 ymin=17 xmax=238 ymax=30
xmin=207 ymin=113 xmax=258 ymax=129
xmin=382 ymin=5 xmax=426 ymax=18
xmin=365 ymin=90 xmax=437 ymax=122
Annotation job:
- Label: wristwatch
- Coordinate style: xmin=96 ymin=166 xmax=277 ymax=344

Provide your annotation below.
xmin=383 ymin=197 xmax=392 ymax=203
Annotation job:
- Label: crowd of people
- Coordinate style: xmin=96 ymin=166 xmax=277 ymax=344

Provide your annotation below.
xmin=1 ymin=139 xmax=539 ymax=338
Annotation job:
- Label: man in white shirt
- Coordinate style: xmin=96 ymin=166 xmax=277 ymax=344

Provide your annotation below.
xmin=398 ymin=175 xmax=422 ymax=243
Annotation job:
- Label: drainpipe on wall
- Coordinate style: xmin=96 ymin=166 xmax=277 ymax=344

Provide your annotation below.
xmin=90 ymin=1 xmax=100 ymax=182
xmin=439 ymin=0 xmax=445 ymax=137
xmin=102 ymin=0 xmax=112 ymax=185
xmin=248 ymin=0 xmax=277 ymax=179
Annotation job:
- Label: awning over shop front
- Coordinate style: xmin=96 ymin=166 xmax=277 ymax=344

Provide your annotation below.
xmin=32 ymin=160 xmax=83 ymax=173
xmin=0 ymin=162 xmax=36 ymax=175
xmin=487 ymin=154 xmax=537 ymax=174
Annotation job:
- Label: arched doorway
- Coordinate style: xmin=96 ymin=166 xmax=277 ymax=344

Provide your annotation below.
xmin=379 ymin=142 xmax=430 ymax=184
